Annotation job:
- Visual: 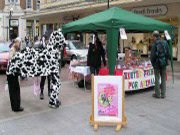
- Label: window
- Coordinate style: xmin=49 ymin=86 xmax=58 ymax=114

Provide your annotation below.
xmin=36 ymin=0 xmax=40 ymax=10
xmin=8 ymin=0 xmax=18 ymax=3
xmin=26 ymin=0 xmax=32 ymax=9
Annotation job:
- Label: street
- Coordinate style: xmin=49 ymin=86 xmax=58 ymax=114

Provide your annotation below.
xmin=0 ymin=0 xmax=180 ymax=134
xmin=0 ymin=62 xmax=180 ymax=135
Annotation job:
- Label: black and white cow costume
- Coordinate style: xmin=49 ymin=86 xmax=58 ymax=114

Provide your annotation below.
xmin=6 ymin=29 xmax=66 ymax=108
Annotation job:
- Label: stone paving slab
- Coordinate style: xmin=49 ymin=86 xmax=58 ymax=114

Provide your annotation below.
xmin=0 ymin=79 xmax=180 ymax=135
xmin=0 ymin=62 xmax=180 ymax=135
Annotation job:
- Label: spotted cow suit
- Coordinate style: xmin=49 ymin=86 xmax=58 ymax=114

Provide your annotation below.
xmin=6 ymin=29 xmax=66 ymax=107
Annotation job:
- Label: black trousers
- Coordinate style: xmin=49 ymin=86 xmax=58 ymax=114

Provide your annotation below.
xmin=7 ymin=75 xmax=21 ymax=111
xmin=40 ymin=76 xmax=51 ymax=94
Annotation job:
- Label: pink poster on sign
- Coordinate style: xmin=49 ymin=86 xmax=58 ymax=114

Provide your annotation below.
xmin=98 ymin=83 xmax=118 ymax=117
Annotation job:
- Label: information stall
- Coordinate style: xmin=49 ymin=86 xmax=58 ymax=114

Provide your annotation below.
xmin=69 ymin=60 xmax=155 ymax=91
xmin=63 ymin=7 xmax=174 ymax=131
xmin=63 ymin=7 xmax=174 ymax=76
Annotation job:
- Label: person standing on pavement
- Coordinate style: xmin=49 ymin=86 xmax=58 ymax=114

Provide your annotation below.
xmin=150 ymin=31 xmax=170 ymax=99
xmin=25 ymin=36 xmax=29 ymax=46
xmin=7 ymin=37 xmax=24 ymax=112
xmin=39 ymin=33 xmax=51 ymax=100
xmin=87 ymin=37 xmax=106 ymax=75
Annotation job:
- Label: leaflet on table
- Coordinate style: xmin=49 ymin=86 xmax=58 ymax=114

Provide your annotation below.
xmin=116 ymin=60 xmax=152 ymax=70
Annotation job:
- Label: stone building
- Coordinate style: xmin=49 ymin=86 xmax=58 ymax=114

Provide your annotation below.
xmin=0 ymin=0 xmax=39 ymax=41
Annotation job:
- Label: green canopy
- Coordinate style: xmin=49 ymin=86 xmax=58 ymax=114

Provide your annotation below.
xmin=62 ymin=7 xmax=174 ymax=76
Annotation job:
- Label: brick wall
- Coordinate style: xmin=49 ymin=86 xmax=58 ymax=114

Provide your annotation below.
xmin=20 ymin=0 xmax=38 ymax=10
xmin=0 ymin=0 xmax=5 ymax=10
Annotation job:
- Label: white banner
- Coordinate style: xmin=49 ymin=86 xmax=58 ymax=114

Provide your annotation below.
xmin=123 ymin=67 xmax=155 ymax=91
xmin=119 ymin=28 xmax=127 ymax=40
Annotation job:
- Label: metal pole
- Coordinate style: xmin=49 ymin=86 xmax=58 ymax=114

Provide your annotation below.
xmin=9 ymin=11 xmax=12 ymax=41
xmin=7 ymin=27 xmax=8 ymax=41
xmin=107 ymin=0 xmax=110 ymax=9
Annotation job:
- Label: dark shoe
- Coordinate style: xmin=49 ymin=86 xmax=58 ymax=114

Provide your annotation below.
xmin=13 ymin=107 xmax=24 ymax=112
xmin=49 ymin=100 xmax=61 ymax=109
xmin=40 ymin=93 xmax=44 ymax=100
xmin=49 ymin=104 xmax=59 ymax=109
xmin=161 ymin=95 xmax=166 ymax=98
xmin=152 ymin=93 xmax=160 ymax=98
xmin=56 ymin=100 xmax=61 ymax=106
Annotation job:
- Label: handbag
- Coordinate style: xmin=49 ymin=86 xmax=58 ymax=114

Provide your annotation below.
xmin=33 ymin=77 xmax=40 ymax=96
xmin=4 ymin=82 xmax=8 ymax=91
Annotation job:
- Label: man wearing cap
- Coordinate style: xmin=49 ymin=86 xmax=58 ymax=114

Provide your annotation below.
xmin=150 ymin=31 xmax=170 ymax=99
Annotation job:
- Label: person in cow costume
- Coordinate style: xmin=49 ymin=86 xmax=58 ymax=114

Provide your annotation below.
xmin=7 ymin=29 xmax=66 ymax=111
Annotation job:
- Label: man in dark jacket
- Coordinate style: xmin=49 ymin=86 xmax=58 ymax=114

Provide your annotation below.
xmin=87 ymin=37 xmax=106 ymax=75
xmin=150 ymin=31 xmax=170 ymax=98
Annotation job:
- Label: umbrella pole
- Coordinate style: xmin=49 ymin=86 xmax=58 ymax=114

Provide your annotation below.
xmin=107 ymin=0 xmax=110 ymax=9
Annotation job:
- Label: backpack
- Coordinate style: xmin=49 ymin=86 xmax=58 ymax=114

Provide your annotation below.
xmin=155 ymin=41 xmax=167 ymax=67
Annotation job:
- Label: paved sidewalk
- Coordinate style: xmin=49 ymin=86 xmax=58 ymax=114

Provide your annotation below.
xmin=0 ymin=63 xmax=180 ymax=135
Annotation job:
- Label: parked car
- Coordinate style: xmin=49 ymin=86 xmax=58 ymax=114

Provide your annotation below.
xmin=33 ymin=40 xmax=42 ymax=48
xmin=0 ymin=42 xmax=10 ymax=71
xmin=63 ymin=40 xmax=88 ymax=62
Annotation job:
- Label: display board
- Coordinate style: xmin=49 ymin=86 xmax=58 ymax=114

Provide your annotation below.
xmin=89 ymin=75 xmax=127 ymax=131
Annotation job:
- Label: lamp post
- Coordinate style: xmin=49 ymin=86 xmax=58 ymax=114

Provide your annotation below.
xmin=9 ymin=7 xmax=13 ymax=41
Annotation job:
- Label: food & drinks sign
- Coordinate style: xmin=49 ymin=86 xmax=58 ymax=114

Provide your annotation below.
xmin=131 ymin=5 xmax=168 ymax=17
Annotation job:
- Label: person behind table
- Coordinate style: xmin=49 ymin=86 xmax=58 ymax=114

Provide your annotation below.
xmin=87 ymin=36 xmax=106 ymax=75
xmin=150 ymin=31 xmax=170 ymax=99
xmin=7 ymin=37 xmax=24 ymax=112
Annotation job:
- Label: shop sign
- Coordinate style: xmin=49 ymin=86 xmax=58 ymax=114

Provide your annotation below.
xmin=131 ymin=5 xmax=168 ymax=17
xmin=10 ymin=19 xmax=19 ymax=26
xmin=123 ymin=67 xmax=155 ymax=91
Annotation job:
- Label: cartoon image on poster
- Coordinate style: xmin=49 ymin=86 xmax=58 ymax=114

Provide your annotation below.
xmin=98 ymin=83 xmax=118 ymax=117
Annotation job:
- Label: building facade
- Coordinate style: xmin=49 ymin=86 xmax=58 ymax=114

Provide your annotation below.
xmin=25 ymin=0 xmax=180 ymax=60
xmin=0 ymin=0 xmax=39 ymax=42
